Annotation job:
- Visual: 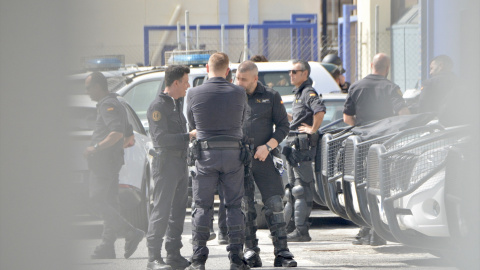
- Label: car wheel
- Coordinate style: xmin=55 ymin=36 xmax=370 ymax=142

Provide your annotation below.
xmin=255 ymin=202 xmax=268 ymax=229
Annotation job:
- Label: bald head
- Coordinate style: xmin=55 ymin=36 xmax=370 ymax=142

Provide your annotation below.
xmin=371 ymin=53 xmax=390 ymax=77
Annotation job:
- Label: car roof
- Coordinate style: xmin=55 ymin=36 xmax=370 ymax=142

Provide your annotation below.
xmin=230 ymin=61 xmax=341 ymax=94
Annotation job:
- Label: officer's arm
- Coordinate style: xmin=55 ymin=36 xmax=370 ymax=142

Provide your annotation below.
xmin=391 ymin=85 xmax=410 ymax=116
xmin=271 ymin=91 xmax=289 ymax=144
xmin=343 ymin=90 xmax=356 ymax=126
xmin=186 ymin=93 xmax=196 ymax=130
xmin=311 ymin=111 xmax=325 ymax=132
xmin=96 ymin=132 xmax=124 ymax=150
xmin=343 ymin=113 xmax=355 ymax=126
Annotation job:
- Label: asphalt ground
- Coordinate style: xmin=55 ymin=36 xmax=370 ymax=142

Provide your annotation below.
xmin=72 ymin=208 xmax=458 ymax=270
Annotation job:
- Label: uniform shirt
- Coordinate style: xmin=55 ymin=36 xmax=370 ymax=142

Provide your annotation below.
xmin=290 ymin=79 xmax=326 ymax=131
xmin=187 ymin=77 xmax=247 ymax=141
xmin=147 ymin=92 xmax=189 ymax=151
xmin=244 ymin=82 xmax=289 ymax=148
xmin=91 ymin=93 xmax=129 ymax=149
xmin=343 ymin=74 xmax=406 ymax=126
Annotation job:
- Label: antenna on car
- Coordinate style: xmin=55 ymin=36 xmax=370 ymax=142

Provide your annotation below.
xmin=237 ymin=51 xmax=243 ymax=63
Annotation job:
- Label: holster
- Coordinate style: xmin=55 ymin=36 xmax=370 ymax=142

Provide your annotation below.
xmin=240 ymin=137 xmax=254 ymax=166
xmin=187 ymin=139 xmax=201 ymax=166
xmin=282 ymin=146 xmax=300 ymax=167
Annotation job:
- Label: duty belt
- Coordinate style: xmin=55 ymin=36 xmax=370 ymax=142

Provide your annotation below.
xmin=154 ymin=148 xmax=186 ymax=158
xmin=199 ymin=140 xmax=241 ymax=150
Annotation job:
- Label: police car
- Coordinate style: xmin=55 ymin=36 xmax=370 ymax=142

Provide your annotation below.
xmin=116 ymin=67 xmax=208 ymax=131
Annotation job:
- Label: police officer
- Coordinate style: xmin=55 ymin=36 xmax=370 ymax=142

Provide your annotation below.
xmin=415 ymin=55 xmax=459 ymax=126
xmin=84 ymin=71 xmax=144 ymax=259
xmin=146 ymin=65 xmax=195 ymax=270
xmin=343 ymin=53 xmax=409 ymax=246
xmin=322 ymin=54 xmax=350 ymax=93
xmin=186 ymin=52 xmax=249 ymax=270
xmin=235 ymin=60 xmax=297 ymax=267
xmin=284 ymin=60 xmax=326 ymax=242
xmin=343 ymin=53 xmax=410 ymax=126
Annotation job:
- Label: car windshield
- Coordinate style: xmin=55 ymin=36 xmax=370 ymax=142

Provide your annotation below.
xmin=258 ymin=71 xmax=292 ymax=96
xmin=283 ymin=99 xmax=347 ymax=129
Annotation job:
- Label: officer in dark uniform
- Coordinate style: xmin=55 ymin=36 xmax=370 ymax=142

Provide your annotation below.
xmin=186 ymin=52 xmax=249 ymax=270
xmin=343 ymin=53 xmax=410 ymax=127
xmin=343 ymin=53 xmax=409 ymax=246
xmin=322 ymin=54 xmax=350 ymax=93
xmin=415 ymin=55 xmax=459 ymax=126
xmin=146 ymin=65 xmax=195 ymax=270
xmin=235 ymin=61 xmax=296 ymax=267
xmin=84 ymin=71 xmax=144 ymax=260
xmin=284 ymin=60 xmax=326 ymax=242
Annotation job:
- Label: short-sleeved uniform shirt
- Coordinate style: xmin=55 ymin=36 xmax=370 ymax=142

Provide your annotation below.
xmin=290 ymin=79 xmax=326 ymax=131
xmin=343 ymin=74 xmax=406 ymax=126
xmin=91 ymin=93 xmax=129 ymax=164
xmin=187 ymin=77 xmax=247 ymax=141
xmin=243 ymin=82 xmax=289 ymax=148
xmin=147 ymin=92 xmax=189 ymax=152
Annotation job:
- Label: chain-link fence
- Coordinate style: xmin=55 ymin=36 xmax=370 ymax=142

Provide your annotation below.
xmin=72 ymin=21 xmax=421 ymax=90
xmin=144 ymin=24 xmax=319 ymax=66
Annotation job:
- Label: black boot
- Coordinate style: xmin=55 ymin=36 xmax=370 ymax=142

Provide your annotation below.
xmin=91 ymin=242 xmax=115 ymax=259
xmin=274 ymin=250 xmax=297 ymax=267
xmin=286 ymin=228 xmax=311 ymax=242
xmin=229 ymin=253 xmax=250 ymax=270
xmin=244 ymin=248 xmax=262 ymax=268
xmin=124 ymin=228 xmax=145 ymax=259
xmin=147 ymin=249 xmax=172 ymax=270
xmin=186 ymin=256 xmax=206 ymax=270
xmin=166 ymin=250 xmax=190 ymax=270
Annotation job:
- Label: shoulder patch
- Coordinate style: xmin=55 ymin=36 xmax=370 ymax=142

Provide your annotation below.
xmin=152 ymin=111 xmax=162 ymax=121
xmin=256 ymin=98 xmax=270 ymax=103
xmin=396 ymin=88 xmax=403 ymax=96
xmin=107 ymin=107 xmax=114 ymax=111
xmin=309 ymin=93 xmax=317 ymax=97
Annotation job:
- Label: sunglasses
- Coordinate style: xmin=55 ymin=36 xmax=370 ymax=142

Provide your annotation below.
xmin=289 ymin=69 xmax=305 ymax=74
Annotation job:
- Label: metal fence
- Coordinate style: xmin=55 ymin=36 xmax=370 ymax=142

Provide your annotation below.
xmin=143 ymin=23 xmax=319 ymax=66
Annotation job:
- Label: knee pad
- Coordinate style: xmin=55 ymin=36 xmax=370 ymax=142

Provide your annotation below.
xmin=292 ymin=185 xmax=305 ymax=199
xmin=264 ymin=195 xmax=284 ymax=212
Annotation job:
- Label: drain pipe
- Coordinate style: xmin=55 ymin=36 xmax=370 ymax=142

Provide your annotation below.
xmin=151 ymin=4 xmax=182 ymax=66
xmin=342 ymin=4 xmax=357 ymax=83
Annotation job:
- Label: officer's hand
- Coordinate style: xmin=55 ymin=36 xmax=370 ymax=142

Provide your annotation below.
xmin=298 ymin=123 xmax=314 ymax=134
xmin=123 ymin=134 xmax=135 ymax=148
xmin=189 ymin=129 xmax=197 ymax=140
xmin=254 ymin=145 xmax=269 ymax=162
xmin=83 ymin=146 xmax=96 ymax=158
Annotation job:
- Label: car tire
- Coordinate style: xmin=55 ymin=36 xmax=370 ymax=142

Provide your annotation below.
xmin=123 ymin=197 xmax=148 ymax=232
xmin=255 ymin=202 xmax=268 ymax=229
xmin=122 ymin=167 xmax=150 ymax=233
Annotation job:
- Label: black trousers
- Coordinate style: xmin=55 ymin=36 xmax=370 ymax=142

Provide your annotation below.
xmin=146 ymin=151 xmax=188 ymax=253
xmin=191 ymin=149 xmax=245 ymax=260
xmin=88 ymin=151 xmax=134 ymax=244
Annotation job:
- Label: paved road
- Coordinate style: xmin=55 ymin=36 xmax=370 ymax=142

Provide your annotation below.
xmin=73 ymin=209 xmax=458 ymax=270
